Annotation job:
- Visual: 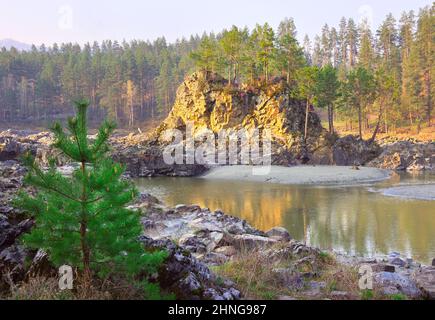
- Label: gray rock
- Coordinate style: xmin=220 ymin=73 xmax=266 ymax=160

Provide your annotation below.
xmin=389 ymin=257 xmax=406 ymax=267
xmin=330 ymin=291 xmax=350 ymax=299
xmin=372 ymin=264 xmax=396 ymax=273
xmin=233 ymin=234 xmax=277 ymax=250
xmin=374 ymin=272 xmax=421 ymax=299
xmin=140 ymin=236 xmax=241 ymax=300
xmin=215 ymin=246 xmax=237 ymax=257
xmin=266 ymin=227 xmax=292 ymax=241
xmin=432 ymin=258 xmax=435 ymax=267
xmin=413 ymin=267 xmax=435 ymax=300
xmin=332 ymin=135 xmax=381 ymax=166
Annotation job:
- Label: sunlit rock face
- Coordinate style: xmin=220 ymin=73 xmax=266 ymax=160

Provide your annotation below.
xmin=151 ymin=71 xmax=328 ymax=166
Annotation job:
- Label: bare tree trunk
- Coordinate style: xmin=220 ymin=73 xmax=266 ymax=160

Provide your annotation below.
xmin=358 ymin=103 xmax=362 ymax=139
xmin=370 ymin=102 xmax=384 ymax=143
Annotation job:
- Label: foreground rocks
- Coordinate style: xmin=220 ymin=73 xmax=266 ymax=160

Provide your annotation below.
xmin=0 ymin=161 xmax=35 ymax=292
xmin=133 ymin=196 xmax=435 ymax=300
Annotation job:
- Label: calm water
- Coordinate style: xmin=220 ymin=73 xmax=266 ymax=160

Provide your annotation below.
xmin=134 ymin=172 xmax=435 ymax=263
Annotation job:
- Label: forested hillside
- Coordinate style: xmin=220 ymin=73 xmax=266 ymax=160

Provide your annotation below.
xmin=0 ymin=4 xmax=432 ymax=132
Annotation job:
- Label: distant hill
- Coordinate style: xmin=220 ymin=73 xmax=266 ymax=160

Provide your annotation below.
xmin=0 ymin=39 xmax=32 ymax=51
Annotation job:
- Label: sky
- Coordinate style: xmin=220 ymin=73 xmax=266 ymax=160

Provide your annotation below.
xmin=0 ymin=0 xmax=432 ymax=46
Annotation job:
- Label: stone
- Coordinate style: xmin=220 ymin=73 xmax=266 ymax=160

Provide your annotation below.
xmin=332 ymin=135 xmax=382 ymax=166
xmin=432 ymin=258 xmax=435 ymax=267
xmin=272 ymin=268 xmax=304 ymax=290
xmin=330 ymin=291 xmax=350 ymax=299
xmin=214 ymin=246 xmax=237 ymax=257
xmin=233 ymin=234 xmax=278 ymax=250
xmin=413 ymin=267 xmax=435 ymax=300
xmin=374 ymin=272 xmax=421 ymax=299
xmin=26 ymin=249 xmax=56 ymax=278
xmin=140 ymin=236 xmax=241 ymax=300
xmin=265 ymin=227 xmax=292 ymax=241
xmin=372 ymin=264 xmax=396 ymax=273
xmin=389 ymin=257 xmax=406 ymax=267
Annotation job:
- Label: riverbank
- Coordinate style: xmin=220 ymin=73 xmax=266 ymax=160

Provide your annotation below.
xmin=200 ymin=165 xmax=392 ymax=185
xmin=132 ymin=197 xmax=435 ymax=300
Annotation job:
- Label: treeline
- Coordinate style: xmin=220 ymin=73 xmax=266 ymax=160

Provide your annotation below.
xmin=190 ymin=5 xmax=433 ymax=136
xmin=0 ymin=38 xmax=200 ymax=126
xmin=0 ymin=4 xmax=433 ymax=131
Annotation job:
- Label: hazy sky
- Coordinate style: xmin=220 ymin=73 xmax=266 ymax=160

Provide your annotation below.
xmin=1 ymin=0 xmax=432 ymax=45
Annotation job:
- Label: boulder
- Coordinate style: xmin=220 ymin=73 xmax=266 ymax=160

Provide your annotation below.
xmin=266 ymin=227 xmax=292 ymax=241
xmin=373 ymin=272 xmax=421 ymax=299
xmin=413 ymin=267 xmax=435 ymax=300
xmin=140 ymin=236 xmax=241 ymax=300
xmin=233 ymin=234 xmax=278 ymax=250
xmin=332 ymin=135 xmax=382 ymax=166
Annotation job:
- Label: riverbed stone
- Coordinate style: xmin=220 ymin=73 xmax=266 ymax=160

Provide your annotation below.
xmin=215 ymin=246 xmax=237 ymax=257
xmin=233 ymin=234 xmax=278 ymax=250
xmin=413 ymin=267 xmax=435 ymax=300
xmin=372 ymin=264 xmax=396 ymax=273
xmin=389 ymin=257 xmax=406 ymax=267
xmin=374 ymin=272 xmax=421 ymax=298
xmin=266 ymin=227 xmax=292 ymax=241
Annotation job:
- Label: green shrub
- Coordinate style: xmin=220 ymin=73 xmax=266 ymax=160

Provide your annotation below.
xmin=14 ymin=100 xmax=166 ymax=298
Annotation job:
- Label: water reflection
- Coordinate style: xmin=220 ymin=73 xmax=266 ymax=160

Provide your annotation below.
xmin=134 ymin=174 xmax=435 ymax=263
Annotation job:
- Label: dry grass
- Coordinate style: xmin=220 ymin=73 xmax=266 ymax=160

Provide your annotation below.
xmin=212 ymin=249 xmax=297 ymax=300
xmin=212 ymin=246 xmax=341 ymax=300
xmin=3 ymin=274 xmax=150 ymax=300
xmin=332 ymin=120 xmax=435 ymax=142
xmin=212 ymin=246 xmax=406 ymax=301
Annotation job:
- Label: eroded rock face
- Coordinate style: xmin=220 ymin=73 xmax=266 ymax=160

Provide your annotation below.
xmin=0 ymin=161 xmax=35 ymax=292
xmin=368 ymin=141 xmax=435 ymax=171
xmin=140 ymin=236 xmax=241 ymax=300
xmin=151 ymin=71 xmax=328 ymax=166
xmin=332 ymin=135 xmax=382 ymax=166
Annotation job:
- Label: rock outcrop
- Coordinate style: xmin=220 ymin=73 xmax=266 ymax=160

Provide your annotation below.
xmin=368 ymin=140 xmax=435 ymax=171
xmin=150 ymin=71 xmax=329 ymax=166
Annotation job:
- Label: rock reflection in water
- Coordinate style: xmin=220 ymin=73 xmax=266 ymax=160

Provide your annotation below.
xmin=135 ymin=174 xmax=435 ymax=264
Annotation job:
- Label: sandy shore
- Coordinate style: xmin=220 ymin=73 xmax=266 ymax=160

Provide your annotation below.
xmin=200 ymin=165 xmax=392 ymax=185
xmin=380 ymin=184 xmax=435 ymax=201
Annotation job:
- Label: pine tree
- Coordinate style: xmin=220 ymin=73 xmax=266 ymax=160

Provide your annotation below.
xmin=343 ymin=67 xmax=376 ymax=138
xmin=14 ymin=100 xmax=166 ymax=296
xmin=315 ymin=65 xmax=340 ymax=133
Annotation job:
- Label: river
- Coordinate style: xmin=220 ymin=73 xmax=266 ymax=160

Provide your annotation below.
xmin=134 ymin=171 xmax=435 ymax=264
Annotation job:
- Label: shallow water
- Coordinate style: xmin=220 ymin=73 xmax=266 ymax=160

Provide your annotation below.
xmin=134 ymin=171 xmax=435 ymax=264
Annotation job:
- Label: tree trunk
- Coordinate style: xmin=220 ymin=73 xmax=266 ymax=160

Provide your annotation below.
xmin=370 ymin=102 xmax=384 ymax=143
xmin=80 ymin=161 xmax=91 ymax=284
xmin=358 ymin=103 xmax=362 ymax=139
xmin=304 ymin=98 xmax=310 ymax=141
xmin=327 ymin=104 xmax=334 ymax=134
